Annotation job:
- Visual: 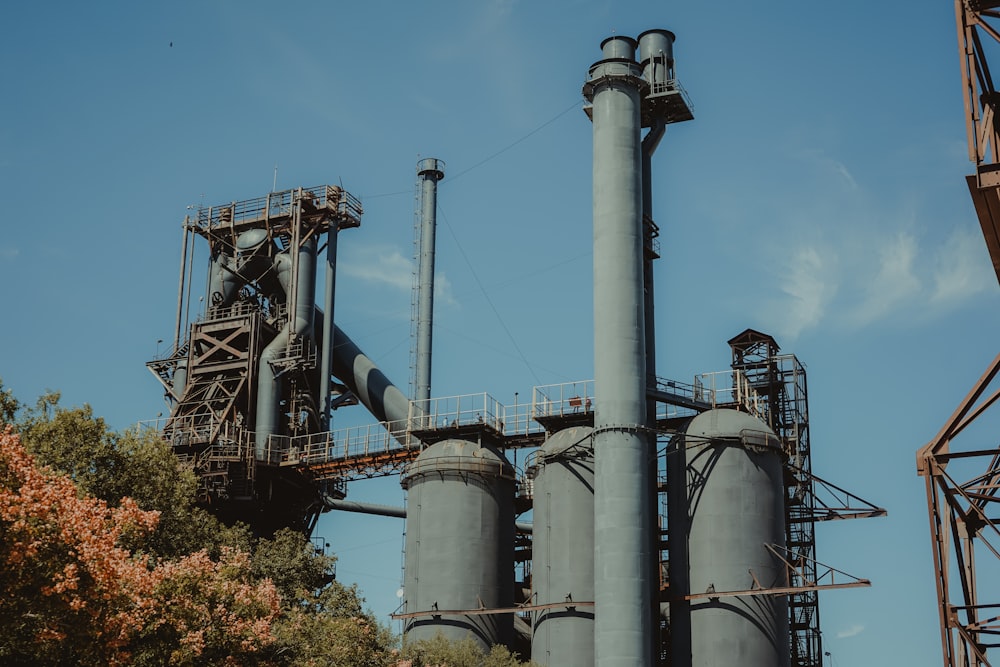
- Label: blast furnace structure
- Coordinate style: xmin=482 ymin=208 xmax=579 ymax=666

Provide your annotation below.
xmin=147 ymin=28 xmax=885 ymax=666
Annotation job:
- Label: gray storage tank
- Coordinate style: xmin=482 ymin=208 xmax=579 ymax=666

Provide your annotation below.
xmin=529 ymin=426 xmax=595 ymax=666
xmin=668 ymin=408 xmax=789 ymax=667
xmin=401 ymin=439 xmax=516 ymax=652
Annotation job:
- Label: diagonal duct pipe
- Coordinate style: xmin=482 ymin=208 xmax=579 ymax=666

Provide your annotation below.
xmin=330 ymin=323 xmax=412 ymax=429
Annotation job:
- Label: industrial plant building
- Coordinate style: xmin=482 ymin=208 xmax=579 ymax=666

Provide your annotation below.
xmin=146 ymin=29 xmax=884 ymax=666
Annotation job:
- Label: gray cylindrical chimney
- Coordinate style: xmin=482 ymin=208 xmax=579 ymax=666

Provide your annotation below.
xmin=638 ymin=29 xmax=676 ymax=87
xmin=414 ymin=158 xmax=444 ymax=404
xmin=583 ymin=35 xmax=653 ymax=666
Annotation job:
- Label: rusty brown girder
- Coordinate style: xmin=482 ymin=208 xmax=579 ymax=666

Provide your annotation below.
xmin=957 ymin=0 xmax=1000 ymax=282
xmin=921 ymin=3 xmax=1000 ymax=664
xmin=918 ymin=352 xmax=1000 ymax=667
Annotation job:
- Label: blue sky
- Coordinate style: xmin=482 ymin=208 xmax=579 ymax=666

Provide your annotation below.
xmin=2 ymin=1 xmax=998 ymax=664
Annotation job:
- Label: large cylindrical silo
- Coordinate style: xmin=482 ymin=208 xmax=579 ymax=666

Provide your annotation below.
xmin=583 ymin=34 xmax=653 ymax=665
xmin=668 ymin=408 xmax=789 ymax=667
xmin=401 ymin=439 xmax=516 ymax=652
xmin=530 ymin=426 xmax=595 ymax=666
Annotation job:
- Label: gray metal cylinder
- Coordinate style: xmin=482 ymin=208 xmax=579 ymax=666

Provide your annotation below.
xmin=414 ymin=157 xmax=444 ymax=404
xmin=172 ymin=359 xmax=187 ymax=403
xmin=530 ymin=426 xmax=594 ymax=666
xmin=668 ymin=409 xmax=789 ymax=667
xmin=600 ymin=35 xmax=637 ymax=61
xmin=401 ymin=439 xmax=516 ymax=652
xmin=207 ymin=250 xmax=239 ymax=309
xmin=638 ymin=29 xmax=675 ymax=86
xmin=255 ymin=237 xmax=317 ymax=456
xmin=319 ymin=226 xmax=339 ymax=428
xmin=584 ymin=36 xmax=652 ymax=666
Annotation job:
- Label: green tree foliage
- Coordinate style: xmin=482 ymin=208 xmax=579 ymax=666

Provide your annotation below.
xmin=0 ymin=378 xmax=18 ymax=424
xmin=401 ymin=633 xmax=540 ymax=667
xmin=0 ymin=428 xmax=281 ymax=666
xmin=0 ymin=385 xmax=397 ymax=666
xmin=14 ymin=391 xmax=247 ymax=559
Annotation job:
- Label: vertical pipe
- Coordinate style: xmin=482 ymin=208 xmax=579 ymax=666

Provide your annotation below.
xmin=255 ymin=236 xmax=317 ymax=458
xmin=641 ymin=118 xmax=665 ymax=662
xmin=637 ymin=30 xmax=677 ymax=661
xmin=583 ymin=35 xmax=652 ymax=666
xmin=319 ymin=224 xmax=340 ymax=429
xmin=174 ymin=219 xmax=190 ymax=354
xmin=414 ymin=158 xmax=445 ymax=404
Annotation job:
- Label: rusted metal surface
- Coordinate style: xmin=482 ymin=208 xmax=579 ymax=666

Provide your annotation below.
xmin=918 ymin=353 xmax=1000 ymax=667
xmin=955 ymin=0 xmax=1000 ymax=284
xmin=923 ymin=9 xmax=1000 ymax=653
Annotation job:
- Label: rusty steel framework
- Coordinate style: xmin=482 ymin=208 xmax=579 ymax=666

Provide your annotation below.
xmin=147 ymin=185 xmax=363 ymax=535
xmin=917 ymin=2 xmax=1000 ymax=666
xmin=729 ymin=330 xmax=886 ymax=667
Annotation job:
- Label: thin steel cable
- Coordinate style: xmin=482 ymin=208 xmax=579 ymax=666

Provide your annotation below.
xmin=438 ymin=205 xmax=544 ymax=387
xmin=359 ymin=98 xmax=581 ymax=200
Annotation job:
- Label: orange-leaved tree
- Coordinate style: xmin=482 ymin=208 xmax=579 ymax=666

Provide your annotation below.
xmin=0 ymin=427 xmax=281 ymax=666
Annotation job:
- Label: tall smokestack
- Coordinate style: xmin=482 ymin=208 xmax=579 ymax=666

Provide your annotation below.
xmin=583 ymin=35 xmax=653 ymax=665
xmin=413 ymin=158 xmax=445 ymax=403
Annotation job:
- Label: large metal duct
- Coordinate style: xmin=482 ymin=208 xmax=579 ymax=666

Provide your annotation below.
xmin=255 ymin=237 xmax=317 ymax=457
xmin=329 ymin=324 xmax=411 ymax=429
xmin=321 ymin=497 xmax=533 ymax=533
xmin=400 ymin=439 xmax=516 ymax=652
xmin=171 ymin=359 xmax=187 ymax=403
xmin=583 ymin=35 xmax=653 ymax=665
xmin=206 ymin=248 xmax=240 ymax=309
xmin=530 ymin=426 xmax=595 ymax=666
xmin=668 ymin=409 xmax=789 ymax=667
xmin=414 ymin=158 xmax=444 ymax=403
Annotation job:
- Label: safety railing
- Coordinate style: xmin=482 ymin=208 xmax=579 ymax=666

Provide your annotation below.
xmin=694 ymin=369 xmax=765 ymax=419
xmin=261 ymin=421 xmax=415 ymax=468
xmin=192 ymin=185 xmax=362 ymax=231
xmin=408 ymin=392 xmax=505 ymax=433
xmin=532 ymin=380 xmax=595 ymax=419
xmin=141 ymin=370 xmax=767 ymax=477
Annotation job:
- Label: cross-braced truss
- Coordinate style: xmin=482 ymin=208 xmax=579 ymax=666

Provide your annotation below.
xmin=921 ymin=3 xmax=1000 ymax=665
xmin=918 ymin=353 xmax=1000 ymax=667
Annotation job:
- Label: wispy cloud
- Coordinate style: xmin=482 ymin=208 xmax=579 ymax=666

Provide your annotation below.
xmin=849 ymin=232 xmax=921 ymax=327
xmin=339 ymin=244 xmax=457 ymax=307
xmin=769 ymin=224 xmax=995 ymax=339
xmin=0 ymin=246 xmax=18 ymax=261
xmin=837 ymin=623 xmax=865 ymax=639
xmin=772 ymin=246 xmax=838 ymax=341
xmin=931 ymin=225 xmax=996 ymax=305
xmin=340 ymin=246 xmax=412 ymax=291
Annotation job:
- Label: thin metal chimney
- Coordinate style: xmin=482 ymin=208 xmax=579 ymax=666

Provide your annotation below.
xmin=583 ymin=35 xmax=653 ymax=665
xmin=319 ymin=197 xmax=342 ymax=430
xmin=413 ymin=158 xmax=445 ymax=403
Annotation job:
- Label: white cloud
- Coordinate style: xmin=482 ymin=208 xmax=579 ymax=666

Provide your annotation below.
xmin=931 ymin=225 xmax=996 ymax=305
xmin=836 ymin=623 xmax=865 ymax=639
xmin=340 ymin=246 xmax=413 ymax=291
xmin=849 ymin=232 xmax=921 ymax=327
xmin=435 ymin=273 xmax=458 ymax=308
xmin=770 ymin=246 xmax=838 ymax=341
xmin=765 ymin=223 xmax=996 ymax=338
xmin=339 ymin=244 xmax=458 ymax=308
